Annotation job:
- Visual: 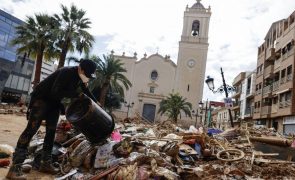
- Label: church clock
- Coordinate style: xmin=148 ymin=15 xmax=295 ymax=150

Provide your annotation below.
xmin=187 ymin=59 xmax=196 ymax=68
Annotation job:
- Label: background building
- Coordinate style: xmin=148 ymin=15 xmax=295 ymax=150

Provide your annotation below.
xmin=253 ymin=10 xmax=295 ymax=134
xmin=113 ymin=1 xmax=211 ymax=123
xmin=231 ymin=71 xmax=256 ymax=124
xmin=0 ymin=9 xmax=24 ymax=102
xmin=0 ymin=9 xmax=56 ymax=103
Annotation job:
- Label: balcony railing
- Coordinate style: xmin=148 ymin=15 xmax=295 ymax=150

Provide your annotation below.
xmin=285 ymin=100 xmax=291 ymax=107
xmin=287 ymin=74 xmax=292 ymax=82
xmin=274 ymin=58 xmax=281 ymax=69
xmin=264 ymin=65 xmax=274 ymax=77
xmin=280 ymin=77 xmax=286 ymax=84
xmin=272 ymin=81 xmax=279 ymax=91
xmin=261 ymin=106 xmax=271 ymax=115
xmin=254 ymin=108 xmax=260 ymax=113
xmin=266 ymin=47 xmax=275 ymax=61
xmin=279 ymin=100 xmax=292 ymax=108
xmin=262 ymin=85 xmax=272 ymax=95
xmin=282 ymin=47 xmax=294 ymax=61
xmin=271 ymin=104 xmax=278 ymax=113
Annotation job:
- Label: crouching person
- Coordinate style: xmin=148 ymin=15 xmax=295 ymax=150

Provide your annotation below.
xmin=6 ymin=59 xmax=98 ymax=179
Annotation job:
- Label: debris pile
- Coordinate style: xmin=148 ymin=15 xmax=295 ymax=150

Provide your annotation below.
xmin=6 ymin=118 xmax=295 ymax=179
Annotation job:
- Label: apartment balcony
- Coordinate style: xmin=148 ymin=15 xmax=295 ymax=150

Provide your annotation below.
xmin=244 ymin=107 xmax=253 ymax=118
xmin=263 ymin=65 xmax=274 ymax=78
xmin=253 ymin=108 xmax=261 ymax=119
xmin=285 ymin=100 xmax=291 ymax=107
xmin=279 ymin=100 xmax=292 ymax=109
xmin=246 ymin=89 xmax=254 ymax=98
xmin=287 ymin=74 xmax=293 ymax=82
xmin=233 ymin=72 xmax=246 ymax=86
xmin=262 ymin=85 xmax=272 ymax=96
xmin=280 ymin=77 xmax=286 ymax=84
xmin=232 ymin=90 xmax=241 ymax=98
xmin=274 ymin=57 xmax=281 ymax=70
xmin=265 ymin=48 xmax=275 ymax=61
xmin=271 ymin=104 xmax=278 ymax=114
xmin=272 ymin=81 xmax=279 ymax=92
xmin=261 ymin=106 xmax=271 ymax=115
xmin=282 ymin=47 xmax=294 ymax=61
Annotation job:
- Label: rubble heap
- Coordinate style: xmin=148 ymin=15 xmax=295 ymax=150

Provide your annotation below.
xmin=3 ymin=117 xmax=295 ymax=180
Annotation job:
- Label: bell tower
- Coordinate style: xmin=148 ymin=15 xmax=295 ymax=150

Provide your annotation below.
xmin=175 ymin=0 xmax=211 ymax=111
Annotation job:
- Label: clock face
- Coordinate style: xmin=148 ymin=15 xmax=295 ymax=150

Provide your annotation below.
xmin=187 ymin=59 xmax=196 ymax=68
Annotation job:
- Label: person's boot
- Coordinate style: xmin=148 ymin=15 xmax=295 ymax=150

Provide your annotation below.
xmin=6 ymin=164 xmax=27 ymax=180
xmin=39 ymin=160 xmax=59 ymax=174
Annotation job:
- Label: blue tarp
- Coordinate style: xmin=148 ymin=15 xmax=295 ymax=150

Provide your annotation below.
xmin=207 ymin=128 xmax=223 ymax=135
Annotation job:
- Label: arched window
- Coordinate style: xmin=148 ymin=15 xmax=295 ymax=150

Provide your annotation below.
xmin=192 ymin=20 xmax=200 ymax=36
xmin=150 ymin=70 xmax=158 ymax=80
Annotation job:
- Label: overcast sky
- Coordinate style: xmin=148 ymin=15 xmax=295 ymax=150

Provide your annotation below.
xmin=1 ymin=0 xmax=295 ymax=103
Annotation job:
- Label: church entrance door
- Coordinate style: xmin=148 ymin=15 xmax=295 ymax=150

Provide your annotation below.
xmin=142 ymin=104 xmax=156 ymax=122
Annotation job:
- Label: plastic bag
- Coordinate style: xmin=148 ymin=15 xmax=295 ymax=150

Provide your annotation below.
xmin=94 ymin=141 xmax=118 ymax=168
xmin=111 ymin=130 xmax=122 ymax=142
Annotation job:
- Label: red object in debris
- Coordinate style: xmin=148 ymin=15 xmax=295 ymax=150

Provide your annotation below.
xmin=183 ymin=139 xmax=196 ymax=145
xmin=0 ymin=158 xmax=10 ymax=167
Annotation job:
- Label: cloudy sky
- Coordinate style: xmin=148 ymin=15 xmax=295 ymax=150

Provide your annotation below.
xmin=1 ymin=0 xmax=295 ymax=102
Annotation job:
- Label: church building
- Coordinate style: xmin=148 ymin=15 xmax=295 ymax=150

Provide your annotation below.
xmin=113 ymin=0 xmax=211 ymax=122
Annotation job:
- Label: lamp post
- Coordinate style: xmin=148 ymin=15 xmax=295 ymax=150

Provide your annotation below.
xmin=192 ymin=110 xmax=199 ymax=127
xmin=205 ymin=67 xmax=235 ymax=128
xmin=198 ymin=100 xmax=208 ymax=126
xmin=124 ymin=101 xmax=134 ymax=118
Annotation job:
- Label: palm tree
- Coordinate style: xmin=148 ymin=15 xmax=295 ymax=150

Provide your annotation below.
xmin=11 ymin=14 xmax=57 ymax=87
xmin=158 ymin=93 xmax=192 ymax=123
xmin=93 ymin=54 xmax=132 ymax=107
xmin=53 ymin=4 xmax=94 ymax=69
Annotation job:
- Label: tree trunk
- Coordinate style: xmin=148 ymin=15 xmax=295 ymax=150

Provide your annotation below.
xmin=99 ymin=83 xmax=110 ymax=107
xmin=57 ymin=39 xmax=70 ymax=69
xmin=33 ymin=46 xmax=45 ymax=88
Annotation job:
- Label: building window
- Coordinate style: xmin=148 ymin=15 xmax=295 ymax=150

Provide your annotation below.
xmin=187 ymin=84 xmax=190 ymax=92
xmin=191 ymin=20 xmax=200 ymax=36
xmin=287 ymin=65 xmax=292 ymax=81
xmin=150 ymin=87 xmax=155 ymax=93
xmin=150 ymin=70 xmax=158 ymax=81
xmin=285 ymin=91 xmax=292 ymax=101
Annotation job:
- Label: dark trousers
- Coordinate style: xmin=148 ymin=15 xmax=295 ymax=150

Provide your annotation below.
xmin=13 ymin=98 xmax=60 ymax=164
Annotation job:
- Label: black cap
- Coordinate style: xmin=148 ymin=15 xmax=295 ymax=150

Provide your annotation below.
xmin=79 ymin=59 xmax=97 ymax=79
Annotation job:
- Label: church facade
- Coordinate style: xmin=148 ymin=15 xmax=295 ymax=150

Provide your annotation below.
xmin=113 ymin=1 xmax=211 ymax=122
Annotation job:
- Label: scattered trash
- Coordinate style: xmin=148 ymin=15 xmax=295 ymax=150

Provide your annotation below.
xmin=0 ymin=158 xmax=10 ymax=167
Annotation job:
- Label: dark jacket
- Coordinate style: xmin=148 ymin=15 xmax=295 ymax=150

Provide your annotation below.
xmin=31 ymin=66 xmax=96 ymax=104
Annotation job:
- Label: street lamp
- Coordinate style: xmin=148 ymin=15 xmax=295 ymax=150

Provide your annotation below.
xmin=191 ymin=109 xmax=200 ymax=127
xmin=205 ymin=67 xmax=235 ymax=128
xmin=124 ymin=101 xmax=134 ymax=118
